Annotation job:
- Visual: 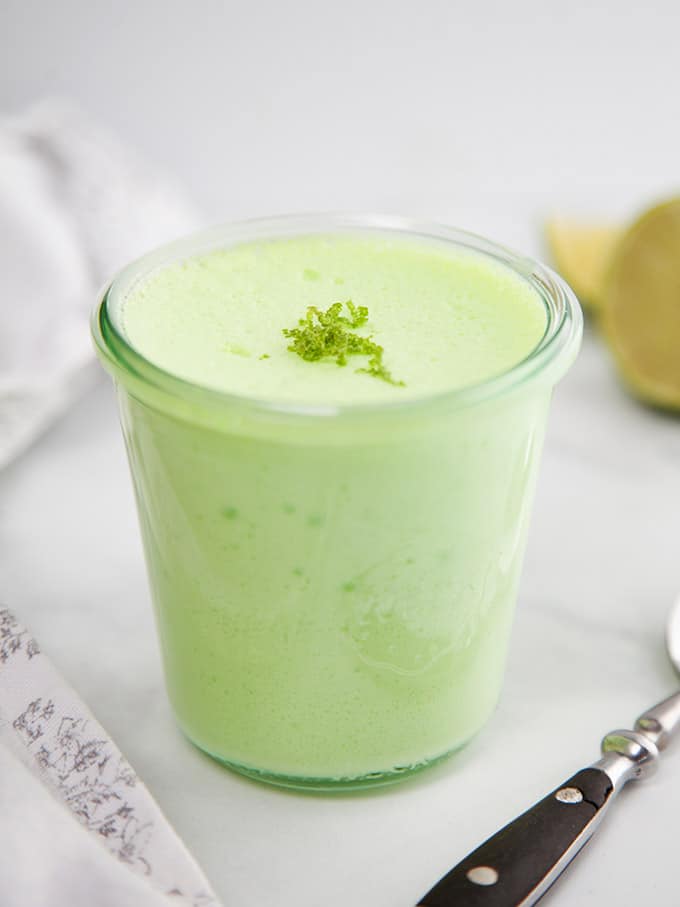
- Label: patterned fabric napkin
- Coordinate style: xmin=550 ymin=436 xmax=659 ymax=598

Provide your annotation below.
xmin=0 ymin=608 xmax=221 ymax=907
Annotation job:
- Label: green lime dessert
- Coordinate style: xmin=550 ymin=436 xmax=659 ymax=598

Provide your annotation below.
xmin=94 ymin=218 xmax=581 ymax=789
xmin=120 ymin=234 xmax=546 ymax=404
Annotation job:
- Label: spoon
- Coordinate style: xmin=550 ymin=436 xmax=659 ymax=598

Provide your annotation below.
xmin=417 ymin=596 xmax=680 ymax=906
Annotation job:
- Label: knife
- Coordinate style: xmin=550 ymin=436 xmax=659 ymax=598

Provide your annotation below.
xmin=416 ymin=691 xmax=680 ymax=906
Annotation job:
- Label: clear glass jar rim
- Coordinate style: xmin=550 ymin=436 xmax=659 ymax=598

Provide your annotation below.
xmin=92 ymin=212 xmax=583 ymax=421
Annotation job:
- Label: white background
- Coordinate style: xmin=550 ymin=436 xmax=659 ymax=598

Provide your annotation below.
xmin=2 ymin=2 xmax=680 ymax=905
xmin=3 ymin=1 xmax=680 ymax=221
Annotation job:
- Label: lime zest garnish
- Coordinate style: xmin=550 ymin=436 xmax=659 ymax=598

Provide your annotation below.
xmin=282 ymin=301 xmax=404 ymax=387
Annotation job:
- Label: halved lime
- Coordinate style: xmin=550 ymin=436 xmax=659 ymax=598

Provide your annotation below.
xmin=600 ymin=198 xmax=680 ymax=411
xmin=545 ymin=217 xmax=622 ymax=310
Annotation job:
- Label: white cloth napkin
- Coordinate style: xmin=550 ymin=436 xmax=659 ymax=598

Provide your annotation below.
xmin=0 ymin=100 xmax=198 ymax=467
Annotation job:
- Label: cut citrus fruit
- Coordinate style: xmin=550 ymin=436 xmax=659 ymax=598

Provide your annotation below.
xmin=545 ymin=218 xmax=622 ymax=310
xmin=600 ymin=197 xmax=680 ymax=411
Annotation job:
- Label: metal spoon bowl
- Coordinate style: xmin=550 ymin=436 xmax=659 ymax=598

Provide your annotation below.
xmin=666 ymin=594 xmax=680 ymax=677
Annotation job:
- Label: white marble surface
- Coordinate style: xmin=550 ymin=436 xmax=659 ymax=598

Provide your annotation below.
xmin=3 ymin=1 xmax=680 ymax=903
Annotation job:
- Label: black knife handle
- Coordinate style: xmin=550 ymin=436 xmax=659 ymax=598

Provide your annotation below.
xmin=417 ymin=767 xmax=614 ymax=906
